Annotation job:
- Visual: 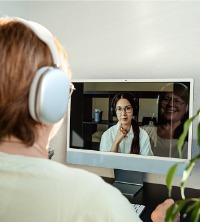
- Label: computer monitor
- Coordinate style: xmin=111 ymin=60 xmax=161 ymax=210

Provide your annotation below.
xmin=67 ymin=79 xmax=193 ymax=197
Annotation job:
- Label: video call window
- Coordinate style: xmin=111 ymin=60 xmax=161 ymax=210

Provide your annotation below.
xmin=69 ymin=80 xmax=193 ymax=159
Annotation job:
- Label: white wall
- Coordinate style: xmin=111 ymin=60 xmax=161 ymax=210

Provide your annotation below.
xmin=1 ymin=1 xmax=200 ymax=189
xmin=0 ymin=1 xmax=30 ymax=18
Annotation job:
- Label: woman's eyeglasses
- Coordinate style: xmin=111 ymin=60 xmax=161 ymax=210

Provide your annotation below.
xmin=161 ymin=96 xmax=185 ymax=107
xmin=115 ymin=106 xmax=133 ymax=114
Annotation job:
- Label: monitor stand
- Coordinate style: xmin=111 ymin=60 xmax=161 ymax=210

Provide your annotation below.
xmin=113 ymin=169 xmax=143 ymax=198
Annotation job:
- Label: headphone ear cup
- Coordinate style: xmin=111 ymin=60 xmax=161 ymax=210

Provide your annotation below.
xmin=29 ymin=67 xmax=70 ymax=125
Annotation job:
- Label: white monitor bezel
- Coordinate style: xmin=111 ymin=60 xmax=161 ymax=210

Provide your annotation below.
xmin=66 ymin=78 xmax=193 ymax=175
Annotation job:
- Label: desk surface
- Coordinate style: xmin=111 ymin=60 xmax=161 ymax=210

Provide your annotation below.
xmin=102 ymin=177 xmax=200 ymax=222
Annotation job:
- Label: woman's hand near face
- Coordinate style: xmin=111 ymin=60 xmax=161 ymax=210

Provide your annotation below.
xmin=111 ymin=124 xmax=128 ymax=152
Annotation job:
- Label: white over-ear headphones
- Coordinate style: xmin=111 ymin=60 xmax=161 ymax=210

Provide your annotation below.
xmin=15 ymin=18 xmax=70 ymax=125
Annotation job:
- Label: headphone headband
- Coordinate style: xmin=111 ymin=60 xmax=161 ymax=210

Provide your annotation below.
xmin=14 ymin=17 xmax=61 ymax=67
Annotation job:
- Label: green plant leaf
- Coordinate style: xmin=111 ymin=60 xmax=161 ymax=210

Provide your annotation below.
xmin=189 ymin=201 xmax=200 ymax=222
xmin=165 ymin=204 xmax=178 ymax=222
xmin=184 ymin=198 xmax=200 ymax=215
xmin=165 ymin=199 xmax=200 ymax=222
xmin=180 ymin=154 xmax=200 ymax=199
xmin=178 ymin=116 xmax=195 ymax=157
xmin=166 ymin=109 xmax=200 ymax=222
xmin=165 ymin=200 xmax=188 ymax=222
xmin=166 ymin=163 xmax=179 ymax=197
xmin=198 ymin=122 xmax=200 ymax=147
xmin=180 ymin=161 xmax=196 ymax=199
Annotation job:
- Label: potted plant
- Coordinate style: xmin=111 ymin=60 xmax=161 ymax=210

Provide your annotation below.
xmin=165 ymin=110 xmax=200 ymax=222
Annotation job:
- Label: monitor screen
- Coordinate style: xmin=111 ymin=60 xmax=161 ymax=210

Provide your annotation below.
xmin=66 ymin=79 xmax=193 ymax=178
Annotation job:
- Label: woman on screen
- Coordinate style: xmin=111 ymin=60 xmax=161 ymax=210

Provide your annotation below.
xmin=100 ymin=92 xmax=153 ymax=155
xmin=143 ymin=83 xmax=189 ymax=158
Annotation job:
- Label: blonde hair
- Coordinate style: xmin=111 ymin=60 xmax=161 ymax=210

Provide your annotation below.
xmin=0 ymin=17 xmax=70 ymax=145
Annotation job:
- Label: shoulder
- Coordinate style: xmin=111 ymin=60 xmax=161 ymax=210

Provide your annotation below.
xmin=139 ymin=127 xmax=149 ymax=136
xmin=0 ymin=153 xmax=141 ymax=222
xmin=102 ymin=123 xmax=118 ymax=136
xmin=47 ymin=161 xmax=140 ymax=221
